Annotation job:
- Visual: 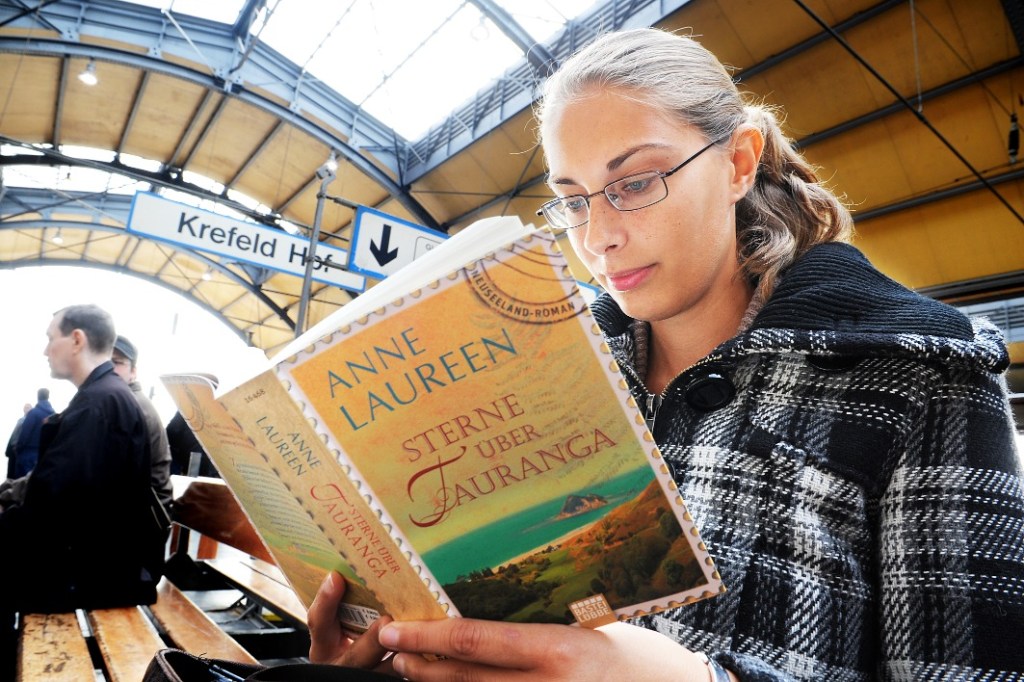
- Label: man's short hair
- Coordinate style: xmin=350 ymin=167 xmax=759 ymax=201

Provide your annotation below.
xmin=54 ymin=304 xmax=116 ymax=355
xmin=113 ymin=335 xmax=139 ymax=367
xmin=37 ymin=388 xmax=49 ymax=401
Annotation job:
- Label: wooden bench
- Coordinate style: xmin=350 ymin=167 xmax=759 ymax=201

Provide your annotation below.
xmin=16 ymin=578 xmax=258 ymax=681
xmin=15 ymin=475 xmax=308 ymax=680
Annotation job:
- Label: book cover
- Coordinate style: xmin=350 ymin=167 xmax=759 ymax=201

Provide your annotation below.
xmin=164 ymin=220 xmax=723 ymax=632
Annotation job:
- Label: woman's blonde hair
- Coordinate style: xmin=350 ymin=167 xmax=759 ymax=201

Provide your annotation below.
xmin=535 ymin=28 xmax=853 ymax=300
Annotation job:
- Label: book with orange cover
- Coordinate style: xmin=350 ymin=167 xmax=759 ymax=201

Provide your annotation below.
xmin=162 ymin=216 xmax=723 ymax=633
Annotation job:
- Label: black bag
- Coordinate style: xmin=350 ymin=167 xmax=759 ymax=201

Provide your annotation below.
xmin=143 ymin=648 xmax=396 ymax=682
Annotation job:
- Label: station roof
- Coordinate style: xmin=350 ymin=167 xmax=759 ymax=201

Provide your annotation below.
xmin=1 ymin=0 xmax=1021 ymax=354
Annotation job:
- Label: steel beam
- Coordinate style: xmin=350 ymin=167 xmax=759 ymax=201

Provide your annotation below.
xmin=117 ymin=70 xmax=150 ymax=156
xmin=469 ymin=0 xmax=557 ymax=78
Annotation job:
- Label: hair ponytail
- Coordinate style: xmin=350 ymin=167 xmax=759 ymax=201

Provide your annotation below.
xmin=737 ymin=106 xmax=854 ymax=299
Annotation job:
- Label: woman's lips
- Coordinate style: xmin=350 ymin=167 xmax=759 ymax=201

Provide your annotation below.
xmin=605 ymin=266 xmax=652 ymax=292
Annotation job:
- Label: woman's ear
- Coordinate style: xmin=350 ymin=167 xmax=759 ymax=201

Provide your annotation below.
xmin=728 ymin=124 xmax=764 ymax=204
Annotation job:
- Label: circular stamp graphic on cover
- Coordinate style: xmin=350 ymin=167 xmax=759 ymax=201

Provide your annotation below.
xmin=464 ymin=237 xmax=582 ymax=324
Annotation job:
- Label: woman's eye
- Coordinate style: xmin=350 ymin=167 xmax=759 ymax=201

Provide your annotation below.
xmin=619 ymin=176 xmax=655 ymax=194
xmin=563 ymin=197 xmax=588 ymax=213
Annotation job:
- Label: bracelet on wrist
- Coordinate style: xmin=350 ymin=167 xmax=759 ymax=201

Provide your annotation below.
xmin=696 ymin=652 xmax=731 ymax=682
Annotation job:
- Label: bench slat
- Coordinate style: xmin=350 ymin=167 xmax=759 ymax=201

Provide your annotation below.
xmin=88 ymin=606 xmax=165 ymax=682
xmin=17 ymin=612 xmax=95 ymax=681
xmin=149 ymin=578 xmax=259 ymax=664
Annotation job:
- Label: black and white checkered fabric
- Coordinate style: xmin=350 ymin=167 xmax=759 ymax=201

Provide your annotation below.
xmin=593 ymin=243 xmax=1024 ymax=681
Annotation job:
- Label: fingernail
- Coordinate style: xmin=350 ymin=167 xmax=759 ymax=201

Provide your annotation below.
xmin=391 ymin=653 xmax=407 ymax=677
xmin=379 ymin=623 xmax=399 ymax=648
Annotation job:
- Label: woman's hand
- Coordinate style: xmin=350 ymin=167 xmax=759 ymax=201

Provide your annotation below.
xmin=377 ymin=617 xmax=711 ymax=681
xmin=307 ymin=571 xmax=395 ymax=673
xmin=309 ymin=570 xmax=722 ymax=680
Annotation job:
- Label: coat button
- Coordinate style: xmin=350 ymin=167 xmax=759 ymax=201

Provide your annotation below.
xmin=685 ymin=372 xmax=735 ymax=411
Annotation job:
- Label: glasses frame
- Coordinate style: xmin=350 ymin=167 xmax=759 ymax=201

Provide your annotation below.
xmin=536 ymin=137 xmax=724 ymax=230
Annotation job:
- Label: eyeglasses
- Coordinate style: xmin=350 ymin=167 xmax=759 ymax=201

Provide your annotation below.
xmin=536 ymin=137 xmax=723 ymax=231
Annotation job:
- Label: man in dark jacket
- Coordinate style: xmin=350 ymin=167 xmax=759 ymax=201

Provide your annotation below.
xmin=0 ymin=304 xmax=165 ymax=669
xmin=12 ymin=388 xmax=55 ymax=478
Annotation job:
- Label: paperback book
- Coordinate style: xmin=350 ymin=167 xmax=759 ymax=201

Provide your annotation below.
xmin=162 ymin=215 xmax=724 ymax=633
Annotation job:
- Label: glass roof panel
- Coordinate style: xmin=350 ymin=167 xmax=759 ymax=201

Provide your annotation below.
xmin=257 ymin=1 xmax=521 ymax=139
xmin=357 ymin=6 xmax=526 ymax=139
xmin=119 ymin=0 xmax=600 ymax=140
xmin=1 ymin=151 xmax=147 ymax=197
xmin=506 ymin=0 xmax=601 ymax=42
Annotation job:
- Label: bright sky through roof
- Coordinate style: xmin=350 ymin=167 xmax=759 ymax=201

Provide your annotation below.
xmin=123 ymin=0 xmax=599 ymax=140
xmin=0 ymin=267 xmax=269 ymax=454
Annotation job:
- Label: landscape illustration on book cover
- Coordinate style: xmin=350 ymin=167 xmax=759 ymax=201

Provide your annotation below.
xmin=164 ymin=223 xmax=722 ymax=632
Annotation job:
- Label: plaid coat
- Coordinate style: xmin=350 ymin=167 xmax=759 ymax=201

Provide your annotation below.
xmin=594 ymin=243 xmax=1024 ymax=681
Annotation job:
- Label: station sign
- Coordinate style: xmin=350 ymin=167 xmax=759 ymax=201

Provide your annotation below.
xmin=127 ymin=191 xmax=366 ymax=293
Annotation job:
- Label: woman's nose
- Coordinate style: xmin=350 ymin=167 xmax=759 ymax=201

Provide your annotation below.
xmin=580 ymin=195 xmax=626 ymax=254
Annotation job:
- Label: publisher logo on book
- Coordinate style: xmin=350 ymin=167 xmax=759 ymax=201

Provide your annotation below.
xmin=465 ymin=258 xmax=580 ymax=325
xmin=568 ymin=594 xmax=617 ymax=628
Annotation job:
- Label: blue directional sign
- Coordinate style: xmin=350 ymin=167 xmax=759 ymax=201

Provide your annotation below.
xmin=349 ymin=206 xmax=448 ymax=279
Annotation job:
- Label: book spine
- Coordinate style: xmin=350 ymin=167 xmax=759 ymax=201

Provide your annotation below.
xmin=218 ymin=372 xmax=452 ymax=625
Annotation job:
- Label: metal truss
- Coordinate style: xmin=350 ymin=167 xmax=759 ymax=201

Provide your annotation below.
xmin=0 ymin=185 xmax=297 ymax=334
xmin=0 ymin=0 xmax=437 ymax=226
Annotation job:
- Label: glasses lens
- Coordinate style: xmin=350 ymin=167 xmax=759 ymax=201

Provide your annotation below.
xmin=544 ymin=197 xmax=588 ymax=229
xmin=605 ymin=172 xmax=667 ymax=211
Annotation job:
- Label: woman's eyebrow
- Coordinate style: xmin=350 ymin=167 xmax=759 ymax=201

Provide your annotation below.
xmin=547 ymin=142 xmax=673 ymax=187
xmin=607 ymin=143 xmax=669 ymax=172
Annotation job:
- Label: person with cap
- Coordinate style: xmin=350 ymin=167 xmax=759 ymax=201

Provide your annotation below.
xmin=112 ymin=334 xmax=173 ymax=512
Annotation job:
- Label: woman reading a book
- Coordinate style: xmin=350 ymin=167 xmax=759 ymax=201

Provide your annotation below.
xmin=307 ymin=28 xmax=1024 ymax=680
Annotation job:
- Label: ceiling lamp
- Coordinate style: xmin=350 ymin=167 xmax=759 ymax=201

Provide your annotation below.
xmin=78 ymin=59 xmax=98 ymax=86
xmin=51 ymin=228 xmax=63 ymax=245
xmin=316 ymin=152 xmax=338 ymax=179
